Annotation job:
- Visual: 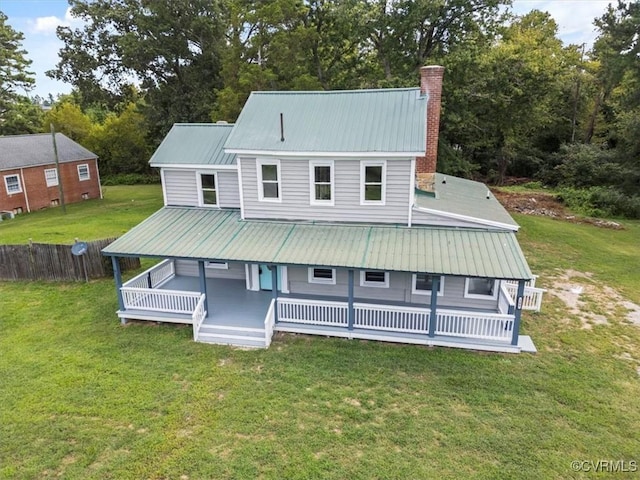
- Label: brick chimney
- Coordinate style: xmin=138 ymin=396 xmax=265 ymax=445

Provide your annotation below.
xmin=416 ymin=65 xmax=444 ymax=191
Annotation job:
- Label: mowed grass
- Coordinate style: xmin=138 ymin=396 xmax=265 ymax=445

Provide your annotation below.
xmin=1 ymin=190 xmax=640 ymax=478
xmin=0 ymin=185 xmax=163 ymax=244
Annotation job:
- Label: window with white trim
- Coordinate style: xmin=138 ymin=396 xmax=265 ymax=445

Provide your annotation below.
xmin=257 ymin=159 xmax=281 ymax=202
xmin=44 ymin=168 xmax=59 ymax=187
xmin=205 ymin=261 xmax=228 ymax=269
xmin=199 ymin=173 xmax=218 ymax=206
xmin=360 ymin=270 xmax=389 ymax=288
xmin=4 ymin=175 xmax=21 ymax=194
xmin=310 ymin=161 xmax=334 ymax=205
xmin=77 ymin=164 xmax=90 ymax=181
xmin=308 ymin=267 xmax=336 ymax=285
xmin=360 ymin=161 xmax=386 ymax=204
xmin=412 ymin=274 xmax=444 ymax=296
xmin=464 ymin=278 xmax=498 ymax=299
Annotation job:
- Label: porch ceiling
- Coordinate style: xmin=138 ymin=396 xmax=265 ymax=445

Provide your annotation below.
xmin=102 ymin=207 xmax=533 ymax=280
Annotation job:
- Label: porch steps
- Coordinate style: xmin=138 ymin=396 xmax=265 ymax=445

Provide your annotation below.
xmin=196 ymin=324 xmax=267 ymax=348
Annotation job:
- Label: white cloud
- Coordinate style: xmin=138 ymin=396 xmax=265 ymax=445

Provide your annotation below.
xmin=28 ymin=7 xmax=83 ymax=36
xmin=512 ymin=0 xmax=611 ymax=47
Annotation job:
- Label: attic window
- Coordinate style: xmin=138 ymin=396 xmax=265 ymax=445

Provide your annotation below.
xmin=360 ymin=161 xmax=386 ymax=204
xmin=257 ymin=159 xmax=281 ymax=202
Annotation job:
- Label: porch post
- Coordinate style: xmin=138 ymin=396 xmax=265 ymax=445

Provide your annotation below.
xmin=271 ymin=265 xmax=279 ymax=323
xmin=428 ymin=275 xmax=440 ymax=338
xmin=111 ymin=256 xmax=125 ymax=323
xmin=198 ymin=260 xmax=208 ymax=317
xmin=511 ymin=279 xmax=526 ymax=345
xmin=348 ymin=269 xmax=355 ymax=330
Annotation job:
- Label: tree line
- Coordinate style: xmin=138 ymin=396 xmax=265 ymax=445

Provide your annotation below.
xmin=0 ymin=1 xmax=638 ymax=216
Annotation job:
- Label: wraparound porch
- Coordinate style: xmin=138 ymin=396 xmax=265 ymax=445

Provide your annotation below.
xmin=114 ymin=259 xmax=537 ymax=353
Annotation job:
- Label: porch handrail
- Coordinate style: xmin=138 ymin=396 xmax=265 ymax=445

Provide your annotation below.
xmin=121 ymin=286 xmax=201 ymax=314
xmin=504 ymin=284 xmax=546 ymax=312
xmin=498 ymin=282 xmax=516 ymax=314
xmin=354 ymin=302 xmax=430 ymax=333
xmin=122 ymin=259 xmax=175 ymax=289
xmin=191 ymin=294 xmax=207 ymax=341
xmin=436 ymin=309 xmax=514 ymax=341
xmin=278 ymin=297 xmax=348 ymax=326
xmin=264 ymin=299 xmax=276 ymax=348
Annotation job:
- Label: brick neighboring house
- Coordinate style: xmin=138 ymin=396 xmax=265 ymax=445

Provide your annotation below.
xmin=0 ymin=133 xmax=102 ymax=214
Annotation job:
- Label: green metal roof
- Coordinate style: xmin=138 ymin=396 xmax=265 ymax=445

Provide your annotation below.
xmin=103 ymin=207 xmax=532 ymax=280
xmin=149 ymin=123 xmax=236 ymax=166
xmin=224 ymin=89 xmax=427 ymax=155
xmin=415 ymin=174 xmax=519 ymax=230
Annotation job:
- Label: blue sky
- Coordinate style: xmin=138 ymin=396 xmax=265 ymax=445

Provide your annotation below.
xmin=2 ymin=0 xmax=612 ymax=98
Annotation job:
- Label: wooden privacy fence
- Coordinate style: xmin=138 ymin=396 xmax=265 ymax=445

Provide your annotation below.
xmin=0 ymin=238 xmax=139 ymax=282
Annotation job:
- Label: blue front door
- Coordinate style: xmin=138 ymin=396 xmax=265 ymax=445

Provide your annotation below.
xmin=259 ymin=265 xmax=282 ymax=291
xmin=259 ymin=264 xmax=273 ymax=290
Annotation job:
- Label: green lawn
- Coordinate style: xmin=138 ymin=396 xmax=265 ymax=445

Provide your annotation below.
xmin=1 ymin=191 xmax=640 ymax=479
xmin=0 ymin=185 xmax=163 ymax=244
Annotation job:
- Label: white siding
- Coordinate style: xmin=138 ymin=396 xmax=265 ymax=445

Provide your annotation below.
xmin=239 ymin=157 xmax=411 ymax=223
xmin=163 ymin=169 xmax=198 ymax=206
xmin=217 ymin=171 xmax=240 ymax=208
xmin=162 ymin=168 xmax=240 ymax=208
xmin=174 ymin=259 xmax=246 ymax=280
xmin=287 ymin=267 xmax=501 ymax=311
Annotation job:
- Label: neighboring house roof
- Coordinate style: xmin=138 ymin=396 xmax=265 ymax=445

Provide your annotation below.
xmin=103 ymin=207 xmax=533 ymax=280
xmin=224 ymin=88 xmax=427 ymax=157
xmin=150 ymin=123 xmax=236 ymax=167
xmin=414 ymin=174 xmax=519 ymax=230
xmin=0 ymin=133 xmax=97 ymax=171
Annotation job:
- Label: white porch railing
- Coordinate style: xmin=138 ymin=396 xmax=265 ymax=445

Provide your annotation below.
xmin=504 ymin=283 xmax=545 ymax=312
xmin=122 ymin=259 xmax=175 ymax=289
xmin=264 ymin=299 xmax=276 ymax=348
xmin=278 ymin=298 xmax=348 ymax=327
xmin=121 ymin=287 xmax=202 ymax=314
xmin=498 ymin=282 xmax=516 ymax=314
xmin=191 ymin=294 xmax=207 ymax=340
xmin=354 ymin=302 xmax=429 ymax=333
xmin=436 ymin=310 xmax=513 ymax=341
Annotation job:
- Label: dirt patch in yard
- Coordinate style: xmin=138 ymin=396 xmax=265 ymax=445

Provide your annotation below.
xmin=547 ymin=269 xmax=640 ymax=329
xmin=492 ymin=190 xmax=625 ymax=230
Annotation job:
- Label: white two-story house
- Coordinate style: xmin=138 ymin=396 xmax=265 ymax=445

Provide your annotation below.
xmin=103 ymin=66 xmax=544 ymax=353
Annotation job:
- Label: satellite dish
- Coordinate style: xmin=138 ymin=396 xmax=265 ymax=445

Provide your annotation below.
xmin=71 ymin=241 xmax=88 ymax=256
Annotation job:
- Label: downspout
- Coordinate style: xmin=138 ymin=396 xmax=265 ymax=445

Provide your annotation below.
xmin=20 ymin=168 xmax=30 ymax=213
xmin=408 ymin=157 xmax=416 ymax=227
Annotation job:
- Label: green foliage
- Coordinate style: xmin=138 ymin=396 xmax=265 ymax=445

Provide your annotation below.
xmin=101 ymin=173 xmax=160 ymax=186
xmin=85 ymin=103 xmax=151 ymax=176
xmin=557 ymin=186 xmax=640 ymax=219
xmin=43 ymin=101 xmax=93 ymax=142
xmin=0 ymin=12 xmax=40 ymax=135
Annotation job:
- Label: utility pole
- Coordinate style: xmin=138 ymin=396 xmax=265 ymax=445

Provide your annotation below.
xmin=50 ymin=124 xmax=67 ymax=214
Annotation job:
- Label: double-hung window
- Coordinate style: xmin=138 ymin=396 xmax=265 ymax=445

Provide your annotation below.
xmin=412 ymin=274 xmax=444 ymax=296
xmin=4 ymin=175 xmax=22 ymax=194
xmin=257 ymin=159 xmax=281 ymax=202
xmin=360 ymin=270 xmax=389 ymax=288
xmin=464 ymin=278 xmax=498 ymax=299
xmin=309 ymin=161 xmax=334 ymax=205
xmin=198 ymin=173 xmax=218 ymax=206
xmin=44 ymin=168 xmax=59 ymax=187
xmin=360 ymin=161 xmax=386 ymax=204
xmin=77 ymin=164 xmax=90 ymax=181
